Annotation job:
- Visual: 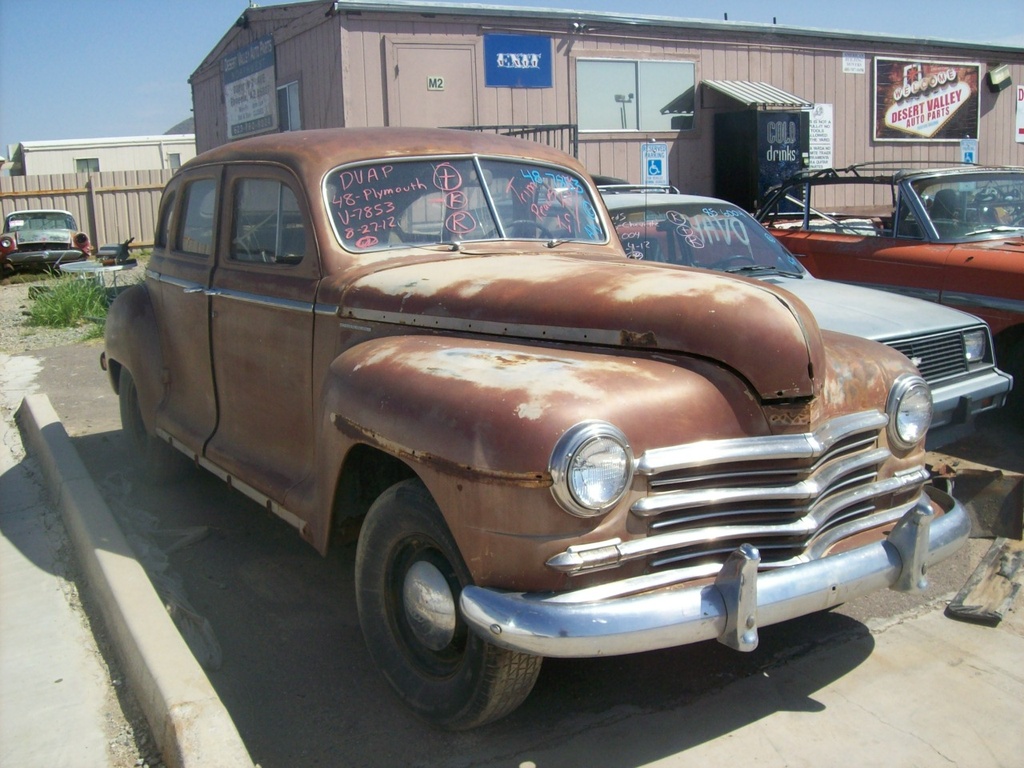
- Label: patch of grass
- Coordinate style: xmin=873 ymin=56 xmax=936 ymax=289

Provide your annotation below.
xmin=2 ymin=270 xmax=53 ymax=286
xmin=27 ymin=276 xmax=108 ymax=329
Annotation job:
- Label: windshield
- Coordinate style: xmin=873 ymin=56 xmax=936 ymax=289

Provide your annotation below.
xmin=609 ymin=201 xmax=804 ymax=274
xmin=4 ymin=211 xmax=77 ymax=233
xmin=912 ymin=173 xmax=1024 ymax=240
xmin=324 ymin=157 xmax=605 ymax=252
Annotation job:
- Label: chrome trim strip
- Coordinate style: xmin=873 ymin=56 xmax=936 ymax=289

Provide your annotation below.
xmin=155 ymin=429 xmax=307 ymax=535
xmin=209 ymin=288 xmax=313 ymax=313
xmin=344 ymin=307 xmax=624 ymax=345
xmin=635 ymin=410 xmax=887 ymax=475
xmin=316 ymin=303 xmax=341 ymax=316
xmin=154 ymin=272 xmax=202 ymax=291
xmin=632 ymin=446 xmax=892 ymax=516
xmin=942 ymin=290 xmax=1024 ymax=316
xmin=550 ymin=469 xmax=928 ymax=574
xmin=461 ymin=488 xmax=969 ymax=658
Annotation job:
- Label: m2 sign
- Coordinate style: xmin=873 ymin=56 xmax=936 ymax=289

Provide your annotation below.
xmin=484 ymin=35 xmax=552 ymax=88
xmin=874 ymin=57 xmax=980 ymax=141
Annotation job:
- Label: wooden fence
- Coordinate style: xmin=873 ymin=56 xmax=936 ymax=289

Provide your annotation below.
xmin=0 ymin=170 xmax=172 ymax=251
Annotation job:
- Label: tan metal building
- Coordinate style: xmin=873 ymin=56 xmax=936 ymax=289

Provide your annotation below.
xmin=5 ymin=135 xmax=196 ymax=176
xmin=189 ymin=0 xmax=1024 ymax=206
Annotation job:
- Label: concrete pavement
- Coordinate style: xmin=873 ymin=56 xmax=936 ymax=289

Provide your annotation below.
xmin=0 ymin=351 xmax=253 ymax=768
xmin=1 ymin=344 xmax=1022 ymax=766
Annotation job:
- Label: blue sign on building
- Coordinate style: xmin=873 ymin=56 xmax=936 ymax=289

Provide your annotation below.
xmin=484 ymin=34 xmax=552 ymax=88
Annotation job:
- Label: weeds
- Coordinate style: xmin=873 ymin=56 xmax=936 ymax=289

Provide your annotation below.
xmin=27 ymin=276 xmax=108 ymax=333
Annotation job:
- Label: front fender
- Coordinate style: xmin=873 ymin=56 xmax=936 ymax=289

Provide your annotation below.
xmin=314 ymin=334 xmax=771 ymax=581
xmin=103 ymin=283 xmax=165 ymax=430
xmin=322 ymin=334 xmax=768 ymax=479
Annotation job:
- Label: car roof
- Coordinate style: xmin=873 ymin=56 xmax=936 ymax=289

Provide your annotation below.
xmin=7 ymin=209 xmax=75 ymax=216
xmin=180 ymin=127 xmax=592 ymax=183
xmin=601 ymin=191 xmax=739 ymax=209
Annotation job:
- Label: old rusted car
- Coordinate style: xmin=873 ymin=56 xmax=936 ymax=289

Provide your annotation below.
xmin=755 ymin=163 xmax=1024 ymax=411
xmin=0 ymin=208 xmax=90 ymax=272
xmin=102 ymin=128 xmax=969 ymax=729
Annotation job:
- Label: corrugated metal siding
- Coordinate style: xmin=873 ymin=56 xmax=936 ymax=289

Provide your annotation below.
xmin=188 ymin=5 xmax=1024 ymax=196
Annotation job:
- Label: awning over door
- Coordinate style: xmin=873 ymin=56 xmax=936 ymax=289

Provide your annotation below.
xmin=703 ymin=80 xmax=812 ymax=109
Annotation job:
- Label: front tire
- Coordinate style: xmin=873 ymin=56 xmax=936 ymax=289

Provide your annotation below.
xmin=355 ymin=479 xmax=542 ymax=729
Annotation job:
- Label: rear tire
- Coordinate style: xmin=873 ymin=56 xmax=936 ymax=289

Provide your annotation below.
xmin=355 ymin=479 xmax=541 ymax=729
xmin=118 ymin=368 xmax=189 ymax=483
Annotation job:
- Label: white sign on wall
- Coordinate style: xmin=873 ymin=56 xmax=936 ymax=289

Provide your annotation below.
xmin=641 ymin=142 xmax=669 ymax=186
xmin=809 ymin=104 xmax=834 ymax=170
xmin=843 ymin=52 xmax=866 ymax=75
xmin=1017 ymin=85 xmax=1024 ymax=144
xmin=223 ymin=36 xmax=278 ymax=140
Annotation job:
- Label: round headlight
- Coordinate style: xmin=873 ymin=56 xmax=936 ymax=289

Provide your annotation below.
xmin=886 ymin=374 xmax=932 ymax=450
xmin=550 ymin=422 xmax=633 ymax=517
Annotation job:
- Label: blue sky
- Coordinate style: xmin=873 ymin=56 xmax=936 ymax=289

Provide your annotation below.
xmin=1 ymin=0 xmax=1022 ymax=157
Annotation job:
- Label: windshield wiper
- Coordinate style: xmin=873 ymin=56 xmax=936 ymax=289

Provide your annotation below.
xmin=961 ymin=225 xmax=1024 ymax=237
xmin=724 ymin=264 xmax=803 ymax=278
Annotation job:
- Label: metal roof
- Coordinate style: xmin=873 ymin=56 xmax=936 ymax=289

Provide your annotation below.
xmin=703 ymin=81 xmax=813 ymax=109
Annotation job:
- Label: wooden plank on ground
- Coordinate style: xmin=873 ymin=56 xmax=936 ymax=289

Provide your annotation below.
xmin=946 ymin=537 xmax=1024 ymax=626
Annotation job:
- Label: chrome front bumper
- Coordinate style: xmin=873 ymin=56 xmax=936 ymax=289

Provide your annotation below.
xmin=460 ymin=486 xmax=970 ymax=658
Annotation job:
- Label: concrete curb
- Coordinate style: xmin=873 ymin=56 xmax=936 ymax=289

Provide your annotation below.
xmin=15 ymin=394 xmax=254 ymax=768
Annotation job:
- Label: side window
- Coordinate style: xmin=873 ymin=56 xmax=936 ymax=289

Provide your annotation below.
xmin=231 ymin=178 xmax=307 ymax=265
xmin=154 ymin=190 xmax=176 ymax=248
xmin=894 ymin=197 xmax=923 ymax=239
xmin=177 ymin=179 xmax=217 ymax=256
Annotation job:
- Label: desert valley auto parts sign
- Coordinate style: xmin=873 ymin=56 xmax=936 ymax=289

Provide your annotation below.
xmin=874 ymin=57 xmax=980 ymax=141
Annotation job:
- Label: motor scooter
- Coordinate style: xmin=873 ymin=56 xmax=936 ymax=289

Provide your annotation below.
xmin=96 ymin=236 xmax=136 ymax=266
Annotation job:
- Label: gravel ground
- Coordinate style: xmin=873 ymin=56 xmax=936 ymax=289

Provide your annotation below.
xmin=0 ymin=281 xmax=103 ymax=355
xmin=1 ymin=279 xmax=158 ymax=767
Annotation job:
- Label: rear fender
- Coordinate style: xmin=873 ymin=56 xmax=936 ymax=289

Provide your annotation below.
xmin=103 ymin=283 xmax=165 ymax=430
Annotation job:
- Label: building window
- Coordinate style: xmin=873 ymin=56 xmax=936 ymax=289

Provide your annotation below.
xmin=277 ymin=81 xmax=301 ymax=132
xmin=76 ymin=158 xmax=100 ymax=173
xmin=577 ymin=59 xmax=695 ymax=132
xmin=168 ymin=153 xmax=182 ymax=171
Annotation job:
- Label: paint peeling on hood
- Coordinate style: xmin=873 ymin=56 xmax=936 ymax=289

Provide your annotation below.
xmin=340 ymin=253 xmax=824 ymax=400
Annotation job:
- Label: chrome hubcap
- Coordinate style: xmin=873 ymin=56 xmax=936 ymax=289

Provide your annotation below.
xmin=402 ymin=560 xmax=457 ymax=651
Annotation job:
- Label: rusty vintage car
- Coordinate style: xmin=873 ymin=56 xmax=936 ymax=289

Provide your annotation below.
xmin=1 ymin=208 xmax=91 ymax=272
xmin=755 ymin=163 xmax=1024 ymax=412
xmin=102 ymin=128 xmax=969 ymax=729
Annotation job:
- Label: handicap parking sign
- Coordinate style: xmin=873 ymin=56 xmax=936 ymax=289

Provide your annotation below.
xmin=641 ymin=142 xmax=669 ymax=185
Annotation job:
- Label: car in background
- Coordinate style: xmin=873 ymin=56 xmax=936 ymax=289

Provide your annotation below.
xmin=601 ymin=188 xmax=1013 ymax=447
xmin=754 ymin=164 xmax=1024 ymax=410
xmin=0 ymin=208 xmax=91 ymax=273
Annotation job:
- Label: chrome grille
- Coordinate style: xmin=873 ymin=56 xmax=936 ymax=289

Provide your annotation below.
xmin=546 ymin=411 xmax=930 ymax=578
xmin=886 ymin=331 xmax=967 ymax=385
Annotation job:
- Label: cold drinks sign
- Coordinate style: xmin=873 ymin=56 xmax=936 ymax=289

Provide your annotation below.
xmin=874 ymin=57 xmax=980 ymax=141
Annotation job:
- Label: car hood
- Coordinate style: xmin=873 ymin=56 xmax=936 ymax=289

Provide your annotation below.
xmin=967 ymin=234 xmax=1024 ymax=253
xmin=339 ymin=253 xmax=824 ymax=400
xmin=11 ymin=228 xmax=73 ymax=246
xmin=758 ymin=273 xmax=979 ymax=340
